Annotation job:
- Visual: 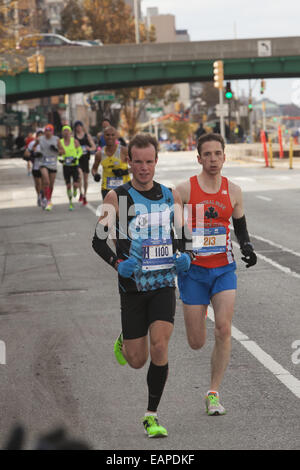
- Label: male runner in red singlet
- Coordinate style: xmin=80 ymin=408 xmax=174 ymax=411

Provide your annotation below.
xmin=176 ymin=133 xmax=257 ymax=416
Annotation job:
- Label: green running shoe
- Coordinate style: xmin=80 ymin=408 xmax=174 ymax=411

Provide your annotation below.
xmin=205 ymin=392 xmax=226 ymax=416
xmin=73 ymin=188 xmax=78 ymax=198
xmin=114 ymin=332 xmax=127 ymax=366
xmin=142 ymin=415 xmax=168 ymax=438
xmin=69 ymin=203 xmax=74 ymax=211
xmin=45 ymin=202 xmax=53 ymax=211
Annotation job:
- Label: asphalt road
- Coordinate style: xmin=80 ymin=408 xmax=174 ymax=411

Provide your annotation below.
xmin=0 ymin=153 xmax=299 ymax=450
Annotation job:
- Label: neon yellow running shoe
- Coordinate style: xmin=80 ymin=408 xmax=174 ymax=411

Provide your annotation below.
xmin=114 ymin=332 xmax=127 ymax=366
xmin=205 ymin=391 xmax=226 ymax=416
xmin=69 ymin=203 xmax=74 ymax=211
xmin=142 ymin=415 xmax=168 ymax=438
xmin=45 ymin=202 xmax=53 ymax=211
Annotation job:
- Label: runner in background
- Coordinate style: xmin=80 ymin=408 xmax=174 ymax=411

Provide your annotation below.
xmin=23 ymin=128 xmax=44 ymax=207
xmin=97 ymin=119 xmax=127 ymax=149
xmin=74 ymin=121 xmax=96 ymax=206
xmin=59 ymin=125 xmax=83 ymax=211
xmin=34 ymin=124 xmax=64 ymax=212
xmin=25 ymin=132 xmax=35 ymax=176
xmin=92 ymin=126 xmax=130 ymax=200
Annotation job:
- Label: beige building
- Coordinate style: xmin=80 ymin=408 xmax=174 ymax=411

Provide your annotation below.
xmin=148 ymin=13 xmax=177 ymax=43
xmin=145 ymin=7 xmax=191 ymax=112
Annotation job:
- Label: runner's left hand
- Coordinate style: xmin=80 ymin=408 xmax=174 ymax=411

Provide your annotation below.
xmin=241 ymin=243 xmax=257 ymax=268
xmin=173 ymin=253 xmax=191 ymax=273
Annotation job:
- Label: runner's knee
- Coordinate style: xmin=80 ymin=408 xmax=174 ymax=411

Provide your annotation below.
xmin=214 ymin=322 xmax=231 ymax=342
xmin=125 ymin=349 xmax=148 ymax=369
xmin=150 ymin=339 xmax=169 ymax=363
xmin=187 ymin=334 xmax=206 ymax=350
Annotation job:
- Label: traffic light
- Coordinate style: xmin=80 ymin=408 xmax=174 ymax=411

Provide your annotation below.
xmin=260 ymin=79 xmax=266 ymax=94
xmin=27 ymin=55 xmax=37 ymax=73
xmin=175 ymin=101 xmax=181 ymax=113
xmin=213 ymin=60 xmax=224 ymax=90
xmin=138 ymin=87 xmax=145 ymax=100
xmin=37 ymin=54 xmax=45 ymax=73
xmin=225 ymin=81 xmax=233 ymax=100
xmin=248 ymin=97 xmax=253 ymax=112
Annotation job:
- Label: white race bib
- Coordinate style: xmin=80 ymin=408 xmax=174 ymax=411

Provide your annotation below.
xmin=192 ymin=226 xmax=227 ymax=255
xmin=65 ymin=156 xmax=74 ymax=165
xmin=107 ymin=177 xmax=123 ymax=189
xmin=142 ymin=238 xmax=174 ymax=271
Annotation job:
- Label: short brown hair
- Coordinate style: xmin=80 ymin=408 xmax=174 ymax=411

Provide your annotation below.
xmin=197 ymin=133 xmax=225 ymax=155
xmin=128 ymin=134 xmax=158 ymax=160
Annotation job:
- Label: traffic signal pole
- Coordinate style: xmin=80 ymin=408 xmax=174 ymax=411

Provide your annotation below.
xmin=213 ymin=61 xmax=225 ymax=140
xmin=219 ymin=88 xmax=225 ymax=140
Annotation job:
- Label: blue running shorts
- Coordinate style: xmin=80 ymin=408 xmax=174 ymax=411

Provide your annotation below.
xmin=178 ymin=262 xmax=237 ymax=305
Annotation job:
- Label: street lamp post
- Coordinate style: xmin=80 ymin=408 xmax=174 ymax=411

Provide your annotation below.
xmin=134 ymin=0 xmax=140 ymax=44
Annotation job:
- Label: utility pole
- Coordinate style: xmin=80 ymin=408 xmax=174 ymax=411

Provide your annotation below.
xmin=134 ymin=0 xmax=140 ymax=44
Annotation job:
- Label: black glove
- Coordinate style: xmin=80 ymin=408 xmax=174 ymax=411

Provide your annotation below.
xmin=50 ymin=145 xmax=59 ymax=153
xmin=58 ymin=158 xmax=64 ymax=164
xmin=241 ymin=242 xmax=257 ymax=268
xmin=112 ymin=168 xmax=129 ymax=177
xmin=93 ymin=173 xmax=101 ymax=182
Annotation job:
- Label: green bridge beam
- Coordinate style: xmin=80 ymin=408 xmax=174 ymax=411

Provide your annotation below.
xmin=2 ymin=55 xmax=300 ymax=102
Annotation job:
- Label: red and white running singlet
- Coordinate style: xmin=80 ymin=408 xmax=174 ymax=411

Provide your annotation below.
xmin=187 ymin=175 xmax=234 ymax=268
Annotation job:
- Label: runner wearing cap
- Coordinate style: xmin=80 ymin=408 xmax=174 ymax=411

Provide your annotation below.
xmin=74 ymin=121 xmax=96 ymax=206
xmin=59 ymin=125 xmax=83 ymax=211
xmin=34 ymin=124 xmax=64 ymax=211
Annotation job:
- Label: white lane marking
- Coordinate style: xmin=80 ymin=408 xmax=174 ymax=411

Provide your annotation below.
xmin=86 ymin=202 xmax=300 ymax=397
xmin=232 ymin=177 xmax=256 ymax=182
xmin=249 ymin=233 xmax=300 ymax=258
xmin=256 ymin=195 xmax=272 ymax=202
xmin=207 ymin=307 xmax=300 ymax=398
xmin=232 ymin=240 xmax=300 ymax=280
xmin=86 ymin=202 xmax=97 ymax=215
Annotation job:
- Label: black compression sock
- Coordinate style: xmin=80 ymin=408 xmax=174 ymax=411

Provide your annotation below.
xmin=147 ymin=361 xmax=169 ymax=413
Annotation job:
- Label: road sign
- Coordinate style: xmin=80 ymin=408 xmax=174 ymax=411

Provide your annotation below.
xmin=215 ymin=103 xmax=229 ymax=117
xmin=257 ymin=40 xmax=272 ymax=57
xmin=92 ymin=94 xmax=115 ymax=101
xmin=146 ymin=107 xmax=163 ymax=113
xmin=239 ymin=105 xmax=248 ymax=117
xmin=0 ymin=112 xmax=22 ymax=126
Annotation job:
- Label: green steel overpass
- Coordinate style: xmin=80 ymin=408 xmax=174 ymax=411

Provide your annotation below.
xmin=2 ymin=36 xmax=300 ymax=102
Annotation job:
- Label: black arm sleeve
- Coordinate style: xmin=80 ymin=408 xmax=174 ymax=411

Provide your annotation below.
xmin=232 ymin=215 xmax=250 ymax=248
xmin=92 ymin=229 xmax=118 ymax=269
xmin=173 ymin=223 xmax=194 ymax=254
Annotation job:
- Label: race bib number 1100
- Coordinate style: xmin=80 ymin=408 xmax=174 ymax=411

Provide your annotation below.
xmin=142 ymin=238 xmax=174 ymax=271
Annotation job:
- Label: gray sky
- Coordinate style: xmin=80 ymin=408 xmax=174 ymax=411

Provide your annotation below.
xmin=142 ymin=0 xmax=300 ymax=104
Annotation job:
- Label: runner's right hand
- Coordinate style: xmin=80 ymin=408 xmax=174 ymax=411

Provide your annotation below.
xmin=93 ymin=173 xmax=101 ymax=182
xmin=50 ymin=145 xmax=59 ymax=153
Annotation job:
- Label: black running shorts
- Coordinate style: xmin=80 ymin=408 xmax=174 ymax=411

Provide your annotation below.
xmin=63 ymin=165 xmax=79 ymax=184
xmin=120 ymin=287 xmax=176 ymax=340
xmin=79 ymin=154 xmax=90 ymax=174
xmin=40 ymin=166 xmax=57 ymax=174
xmin=32 ymin=169 xmax=42 ymax=178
